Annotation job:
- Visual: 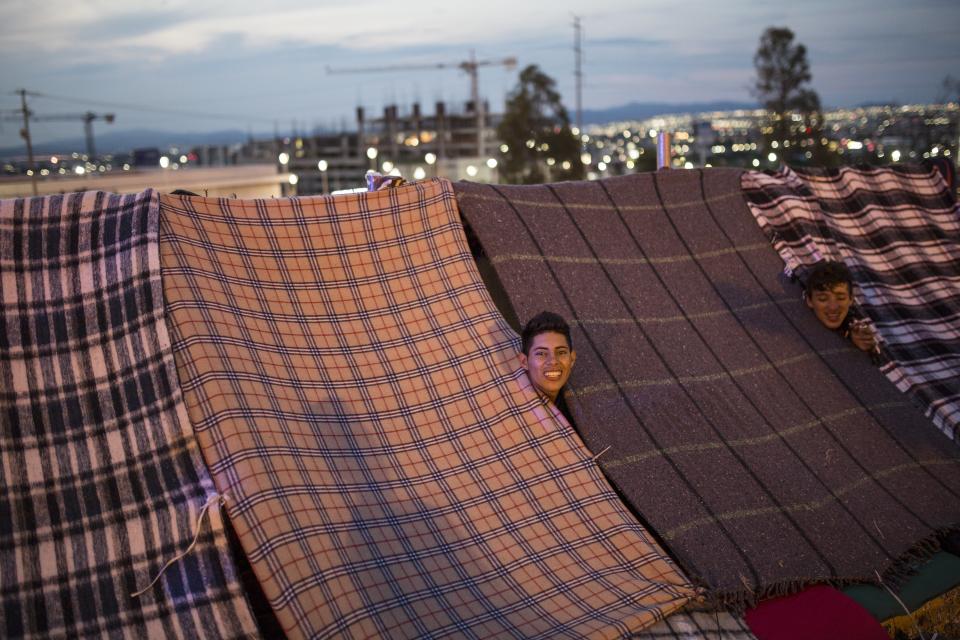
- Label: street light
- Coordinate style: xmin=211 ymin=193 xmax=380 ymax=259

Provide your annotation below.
xmin=318 ymin=160 xmax=329 ymax=194
xmin=278 ymin=152 xmax=290 ymax=165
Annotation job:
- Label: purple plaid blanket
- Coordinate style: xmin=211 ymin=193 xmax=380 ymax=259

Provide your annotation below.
xmin=741 ymin=165 xmax=960 ymax=441
xmin=455 ymin=169 xmax=960 ymax=605
xmin=159 ymin=179 xmax=695 ymax=639
xmin=0 ymin=191 xmax=256 ymax=638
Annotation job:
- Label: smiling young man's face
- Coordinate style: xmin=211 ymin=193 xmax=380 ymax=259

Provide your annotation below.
xmin=518 ymin=331 xmax=576 ymax=402
xmin=806 ymin=282 xmax=853 ymax=330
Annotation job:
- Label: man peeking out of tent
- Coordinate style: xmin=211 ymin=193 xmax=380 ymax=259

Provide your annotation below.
xmin=803 ymin=260 xmax=879 ymax=353
xmin=518 ymin=311 xmax=577 ymax=422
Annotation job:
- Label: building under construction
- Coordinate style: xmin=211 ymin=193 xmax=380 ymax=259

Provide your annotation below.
xmin=206 ymin=99 xmax=504 ymax=196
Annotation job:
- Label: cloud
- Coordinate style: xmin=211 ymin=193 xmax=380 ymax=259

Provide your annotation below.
xmin=1 ymin=1 xmax=572 ymax=60
xmin=2 ymin=0 xmax=957 ymax=149
xmin=588 ymin=36 xmax=667 ymax=49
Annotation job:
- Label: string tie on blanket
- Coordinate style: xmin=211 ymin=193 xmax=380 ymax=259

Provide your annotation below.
xmin=591 ymin=445 xmax=612 ymax=462
xmin=131 ymin=492 xmax=229 ymax=598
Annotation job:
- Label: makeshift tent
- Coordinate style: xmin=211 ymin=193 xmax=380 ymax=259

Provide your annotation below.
xmin=741 ymin=165 xmax=960 ymax=441
xmin=0 ymin=191 xmax=257 ymax=638
xmin=158 ymin=179 xmax=695 ymax=639
xmin=455 ymin=168 xmax=960 ymax=605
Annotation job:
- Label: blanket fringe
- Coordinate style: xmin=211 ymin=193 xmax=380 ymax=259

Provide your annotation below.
xmin=698 ymin=526 xmax=956 ymax=614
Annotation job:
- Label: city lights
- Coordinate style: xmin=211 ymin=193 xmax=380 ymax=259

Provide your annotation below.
xmin=3 ymin=95 xmax=954 ymax=192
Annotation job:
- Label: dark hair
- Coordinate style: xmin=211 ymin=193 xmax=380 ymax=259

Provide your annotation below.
xmin=521 ymin=311 xmax=572 ymax=355
xmin=804 ymin=260 xmax=853 ymax=298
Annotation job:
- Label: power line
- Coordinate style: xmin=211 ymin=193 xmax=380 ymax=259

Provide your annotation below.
xmin=12 ymin=90 xmax=277 ymax=123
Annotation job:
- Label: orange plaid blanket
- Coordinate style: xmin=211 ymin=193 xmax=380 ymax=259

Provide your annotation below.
xmin=159 ymin=179 xmax=694 ymax=638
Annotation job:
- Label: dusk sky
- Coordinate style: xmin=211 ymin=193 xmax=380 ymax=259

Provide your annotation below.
xmin=1 ymin=0 xmax=957 ymax=148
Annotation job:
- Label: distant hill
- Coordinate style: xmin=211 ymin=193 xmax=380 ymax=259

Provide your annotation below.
xmin=579 ymin=101 xmax=758 ymax=125
xmin=0 ymin=128 xmax=253 ymax=158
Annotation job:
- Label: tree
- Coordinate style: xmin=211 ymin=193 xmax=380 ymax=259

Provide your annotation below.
xmin=497 ymin=65 xmax=584 ymax=184
xmin=937 ymin=75 xmax=960 ymax=104
xmin=752 ymin=27 xmax=832 ymax=166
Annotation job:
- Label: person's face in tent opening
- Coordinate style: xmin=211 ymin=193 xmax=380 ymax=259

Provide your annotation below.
xmin=806 ymin=282 xmax=853 ymax=330
xmin=518 ymin=331 xmax=576 ymax=403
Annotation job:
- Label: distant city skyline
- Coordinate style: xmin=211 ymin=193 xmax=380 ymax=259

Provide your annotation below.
xmin=1 ymin=0 xmax=957 ymax=149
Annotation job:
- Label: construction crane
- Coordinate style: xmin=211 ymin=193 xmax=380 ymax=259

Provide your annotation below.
xmin=1 ymin=109 xmax=115 ymax=159
xmin=327 ymin=52 xmax=517 ymax=158
xmin=35 ymin=112 xmax=115 ymax=159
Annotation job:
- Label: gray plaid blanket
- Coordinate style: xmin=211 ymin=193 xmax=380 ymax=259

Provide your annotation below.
xmin=631 ymin=610 xmax=756 ymax=639
xmin=0 ymin=190 xmax=257 ymax=638
xmin=741 ymin=165 xmax=960 ymax=441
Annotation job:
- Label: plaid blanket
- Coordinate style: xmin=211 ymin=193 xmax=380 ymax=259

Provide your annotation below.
xmin=455 ymin=169 xmax=960 ymax=604
xmin=741 ymin=165 xmax=960 ymax=441
xmin=631 ymin=610 xmax=755 ymax=639
xmin=0 ymin=191 xmax=256 ymax=638
xmin=159 ymin=179 xmax=695 ymax=639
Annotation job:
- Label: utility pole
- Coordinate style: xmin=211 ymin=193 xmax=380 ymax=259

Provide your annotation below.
xmin=18 ymin=89 xmax=38 ymax=196
xmin=573 ymin=16 xmax=583 ymax=136
xmin=467 ymin=50 xmax=485 ymax=158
